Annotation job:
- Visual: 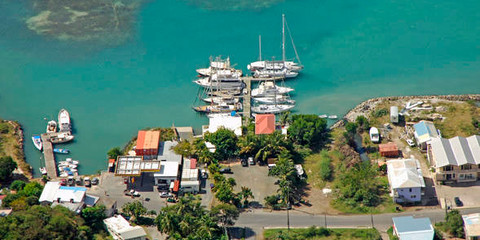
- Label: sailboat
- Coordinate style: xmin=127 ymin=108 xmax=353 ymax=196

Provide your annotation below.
xmin=203 ymin=96 xmax=240 ymax=105
xmin=253 ymin=95 xmax=295 ymax=104
xmin=252 ymin=104 xmax=295 ymax=114
xmin=248 ymin=14 xmax=303 ymax=78
xmin=196 ymin=56 xmax=243 ymax=77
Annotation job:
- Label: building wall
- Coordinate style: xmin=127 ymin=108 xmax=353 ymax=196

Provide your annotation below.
xmin=433 ymin=164 xmax=479 ymax=183
xmin=393 ymin=187 xmax=422 ymax=203
xmin=154 ymin=176 xmax=177 ymax=186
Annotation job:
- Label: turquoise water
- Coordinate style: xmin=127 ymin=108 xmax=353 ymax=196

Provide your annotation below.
xmin=1 ymin=0 xmax=480 ymax=176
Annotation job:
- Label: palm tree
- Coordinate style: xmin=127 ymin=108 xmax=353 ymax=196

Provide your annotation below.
xmin=278 ymin=111 xmax=291 ymax=126
xmin=239 ymin=186 xmax=254 ymax=208
xmin=255 ymin=132 xmax=288 ymax=163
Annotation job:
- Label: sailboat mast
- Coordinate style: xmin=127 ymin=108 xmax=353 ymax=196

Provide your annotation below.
xmin=282 ymin=14 xmax=286 ymax=62
xmin=259 ymin=35 xmax=262 ymax=61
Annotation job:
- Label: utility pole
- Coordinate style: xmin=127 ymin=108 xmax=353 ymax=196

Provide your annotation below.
xmin=324 ymin=213 xmax=327 ymax=228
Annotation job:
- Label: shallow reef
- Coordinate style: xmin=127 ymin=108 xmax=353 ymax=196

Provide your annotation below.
xmin=26 ymin=0 xmax=141 ymax=43
xmin=185 ymin=0 xmax=285 ymax=11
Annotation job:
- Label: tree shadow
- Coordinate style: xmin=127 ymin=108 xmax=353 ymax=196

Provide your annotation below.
xmin=228 ymin=226 xmax=256 ymax=239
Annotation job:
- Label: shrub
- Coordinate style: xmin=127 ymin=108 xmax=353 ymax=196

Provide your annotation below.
xmin=372 ymin=108 xmax=388 ymax=118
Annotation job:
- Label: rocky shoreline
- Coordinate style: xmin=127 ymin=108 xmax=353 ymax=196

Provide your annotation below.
xmin=331 ymin=94 xmax=480 ymax=129
xmin=3 ymin=120 xmax=33 ymax=179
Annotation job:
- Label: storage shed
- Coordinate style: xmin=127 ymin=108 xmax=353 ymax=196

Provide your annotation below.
xmin=135 ymin=130 xmax=160 ymax=156
xmin=379 ymin=142 xmax=399 ymax=157
xmin=390 ymin=106 xmax=399 ymax=123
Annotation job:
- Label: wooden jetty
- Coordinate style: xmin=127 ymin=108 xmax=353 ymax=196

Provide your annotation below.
xmin=41 ymin=134 xmax=57 ymax=179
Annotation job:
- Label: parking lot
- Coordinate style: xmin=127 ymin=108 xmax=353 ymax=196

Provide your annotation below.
xmin=227 ymin=162 xmax=278 ymax=208
xmin=436 ymin=181 xmax=480 ymax=209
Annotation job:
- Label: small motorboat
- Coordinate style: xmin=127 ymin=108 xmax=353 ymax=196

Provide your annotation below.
xmin=60 ymin=172 xmax=68 ymax=177
xmin=53 ymin=148 xmax=70 ymax=154
xmin=46 ymin=120 xmax=57 ymax=133
xmin=66 ymin=158 xmax=79 ymax=165
xmin=369 ymin=127 xmax=380 ymax=143
xmin=39 ymin=167 xmax=47 ymax=175
xmin=318 ymin=114 xmax=328 ymax=119
xmin=328 ymin=115 xmax=338 ymax=119
xmin=32 ymin=135 xmax=43 ymax=151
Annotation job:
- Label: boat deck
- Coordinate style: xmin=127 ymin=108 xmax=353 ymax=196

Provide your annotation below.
xmin=240 ymin=76 xmax=285 ymax=82
xmin=41 ymin=133 xmax=57 ymax=179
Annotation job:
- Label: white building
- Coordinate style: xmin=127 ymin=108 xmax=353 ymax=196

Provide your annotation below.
xmin=104 ymin=215 xmax=147 ymax=240
xmin=157 ymin=141 xmax=182 ymax=164
xmin=387 ymin=159 xmax=425 ymax=203
xmin=392 ymin=216 xmax=434 ymax=240
xmin=202 ymin=114 xmax=242 ymax=136
xmin=39 ymin=181 xmax=98 ymax=214
xmin=153 ymin=161 xmax=179 ymax=187
xmin=463 ymin=213 xmax=480 ymax=240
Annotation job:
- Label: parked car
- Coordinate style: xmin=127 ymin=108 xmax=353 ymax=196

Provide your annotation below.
xmin=160 ymin=191 xmax=173 ymax=198
xmin=406 ymin=139 xmax=415 ymax=147
xmin=219 ymin=168 xmax=232 ymax=174
xmin=124 ymin=189 xmax=140 ymax=197
xmin=241 ymin=159 xmax=248 ymax=167
xmin=248 ymin=157 xmax=255 ymax=165
xmin=201 ymin=169 xmax=208 ymax=179
xmin=84 ymin=177 xmax=91 ymax=187
xmin=60 ymin=179 xmax=67 ymax=186
xmin=75 ymin=177 xmax=83 ymax=186
xmin=92 ymin=177 xmax=99 ymax=185
xmin=67 ymin=176 xmax=75 ymax=186
xmin=167 ymin=197 xmax=176 ymax=203
xmin=124 ymin=178 xmax=128 ymax=184
xmin=454 ymin=197 xmax=463 ymax=207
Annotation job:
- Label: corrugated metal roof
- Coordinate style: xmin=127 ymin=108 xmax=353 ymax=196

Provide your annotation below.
xmin=387 ymin=159 xmax=425 ymax=189
xmin=414 ymin=121 xmax=439 ymax=144
xmin=393 ymin=216 xmax=433 ymax=234
xmin=143 ymin=131 xmax=160 ymax=149
xmin=431 ymin=135 xmax=480 ymax=167
xmin=136 ymin=131 xmax=146 ymax=150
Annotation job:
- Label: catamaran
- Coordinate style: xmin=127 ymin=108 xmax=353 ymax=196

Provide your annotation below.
xmin=58 ymin=109 xmax=71 ymax=132
xmin=251 ymin=81 xmax=294 ymax=97
xmin=32 ymin=135 xmax=43 ymax=151
xmin=248 ymin=14 xmax=303 ymax=77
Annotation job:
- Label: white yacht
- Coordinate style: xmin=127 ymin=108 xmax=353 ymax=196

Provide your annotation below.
xmin=203 ymin=96 xmax=240 ymax=105
xmin=252 ymin=104 xmax=295 ymax=114
xmin=253 ymin=95 xmax=295 ymax=104
xmin=196 ymin=56 xmax=242 ymax=77
xmin=58 ymin=109 xmax=71 ymax=132
xmin=194 ymin=71 xmax=245 ymax=90
xmin=46 ymin=120 xmax=57 ymax=133
xmin=251 ymin=81 xmax=294 ymax=97
xmin=252 ymin=68 xmax=298 ymax=79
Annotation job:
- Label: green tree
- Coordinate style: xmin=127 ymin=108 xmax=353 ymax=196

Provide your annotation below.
xmin=9 ymin=180 xmax=26 ymax=191
xmin=122 ymin=201 xmax=147 ymax=223
xmin=211 ymin=203 xmax=240 ymax=228
xmin=269 ymin=152 xmax=302 ymax=205
xmin=204 ymin=128 xmax=238 ymax=161
xmin=81 ymin=205 xmax=107 ymax=231
xmin=0 ymin=156 xmax=17 ymax=181
xmin=355 ymin=116 xmax=370 ymax=132
xmin=214 ymin=177 xmax=237 ymax=205
xmin=287 ymin=114 xmax=328 ymax=149
xmin=445 ymin=210 xmax=464 ymax=238
xmin=21 ymin=181 xmax=44 ymax=197
xmin=238 ymin=133 xmax=262 ymax=158
xmin=107 ymin=147 xmax=122 ymax=159
xmin=172 ymin=140 xmax=193 ymax=157
xmin=255 ymin=132 xmax=289 ymax=163
xmin=239 ymin=186 xmax=254 ymax=207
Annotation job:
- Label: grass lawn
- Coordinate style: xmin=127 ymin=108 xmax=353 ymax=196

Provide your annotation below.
xmin=264 ymin=227 xmax=381 ymax=240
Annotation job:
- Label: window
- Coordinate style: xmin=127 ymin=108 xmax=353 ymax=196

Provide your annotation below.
xmin=409 ymin=188 xmax=412 ymax=192
xmin=411 ymin=195 xmax=417 ymax=199
xmin=443 ymin=166 xmax=453 ymax=171
xmin=461 ymin=165 xmax=472 ymax=170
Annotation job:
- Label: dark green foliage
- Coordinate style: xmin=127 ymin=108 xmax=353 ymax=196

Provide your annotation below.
xmin=372 ymin=108 xmax=388 ymax=118
xmin=9 ymin=180 xmax=26 ymax=191
xmin=214 ymin=177 xmax=237 ymax=205
xmin=210 ymin=203 xmax=240 ymax=227
xmin=81 ymin=205 xmax=107 ymax=231
xmin=0 ymin=156 xmax=17 ymax=181
xmin=2 ymin=182 xmax=43 ymax=208
xmin=172 ymin=140 xmax=194 ymax=157
xmin=0 ymin=205 xmax=90 ymax=240
xmin=343 ymin=122 xmax=358 ymax=146
xmin=155 ymin=195 xmax=224 ymax=239
xmin=288 ymin=114 xmax=328 ymax=149
xmin=204 ymin=128 xmax=238 ymax=161
xmin=318 ymin=150 xmax=333 ymax=181
xmin=268 ymin=151 xmax=305 ymax=206
xmin=445 ymin=210 xmax=464 ymax=238
xmin=21 ymin=182 xmax=43 ymax=198
xmin=355 ymin=116 xmax=370 ymax=132
xmin=122 ymin=201 xmax=147 ymax=223
xmin=264 ymin=194 xmax=281 ymax=210
xmin=107 ymin=147 xmax=122 ymax=159
xmin=473 ymin=117 xmax=480 ymax=130
xmin=334 ymin=162 xmax=382 ymax=210
xmin=303 ymin=226 xmax=331 ymax=238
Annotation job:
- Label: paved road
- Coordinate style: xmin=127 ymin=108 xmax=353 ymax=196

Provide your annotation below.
xmin=233 ymin=207 xmax=480 ymax=239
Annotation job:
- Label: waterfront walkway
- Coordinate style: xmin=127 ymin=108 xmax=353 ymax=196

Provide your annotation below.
xmin=41 ymin=134 xmax=57 ymax=179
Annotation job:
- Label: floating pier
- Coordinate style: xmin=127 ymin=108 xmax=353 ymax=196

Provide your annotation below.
xmin=41 ymin=133 xmax=57 ymax=179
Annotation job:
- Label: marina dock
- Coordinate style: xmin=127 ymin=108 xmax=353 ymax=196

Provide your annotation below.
xmin=41 ymin=133 xmax=57 ymax=179
xmin=243 ymin=77 xmax=252 ymax=123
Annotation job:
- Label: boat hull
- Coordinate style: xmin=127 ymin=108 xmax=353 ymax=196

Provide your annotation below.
xmin=32 ymin=136 xmax=43 ymax=151
xmin=252 ymin=104 xmax=295 ymax=114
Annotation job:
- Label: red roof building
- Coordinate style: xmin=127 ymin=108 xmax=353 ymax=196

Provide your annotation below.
xmin=255 ymin=114 xmax=275 ymax=135
xmin=135 ymin=130 xmax=161 ymax=156
xmin=379 ymin=142 xmax=399 ymax=157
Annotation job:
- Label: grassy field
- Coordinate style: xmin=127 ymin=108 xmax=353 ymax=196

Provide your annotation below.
xmin=433 ymin=101 xmax=480 ymax=138
xmin=263 ymin=227 xmax=381 ymax=240
xmin=0 ymin=120 xmax=31 ymax=178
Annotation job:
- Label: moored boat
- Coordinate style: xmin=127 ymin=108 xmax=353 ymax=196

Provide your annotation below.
xmin=193 ymin=103 xmax=242 ymax=114
xmin=203 ymin=96 xmax=240 ymax=105
xmin=252 ymin=68 xmax=299 ymax=79
xmin=49 ymin=132 xmax=74 ymax=143
xmin=251 ymin=81 xmax=294 ymax=97
xmin=53 ymin=148 xmax=70 ymax=154
xmin=252 ymin=104 xmax=295 ymax=114
xmin=253 ymin=95 xmax=295 ymax=104
xmin=318 ymin=114 xmax=328 ymax=118
xmin=58 ymin=109 xmax=71 ymax=132
xmin=39 ymin=167 xmax=47 ymax=175
xmin=32 ymin=135 xmax=43 ymax=151
xmin=46 ymin=120 xmax=57 ymax=133
xmin=328 ymin=115 xmax=338 ymax=119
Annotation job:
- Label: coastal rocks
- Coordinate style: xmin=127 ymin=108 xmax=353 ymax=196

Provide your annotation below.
xmin=26 ymin=0 xmax=141 ymax=43
xmin=185 ymin=0 xmax=284 ymax=11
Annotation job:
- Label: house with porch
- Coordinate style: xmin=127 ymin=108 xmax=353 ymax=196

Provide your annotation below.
xmin=387 ymin=159 xmax=425 ymax=203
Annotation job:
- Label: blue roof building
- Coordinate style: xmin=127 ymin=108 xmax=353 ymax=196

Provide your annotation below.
xmin=392 ymin=216 xmax=434 ymax=240
xmin=413 ymin=121 xmax=440 ymax=149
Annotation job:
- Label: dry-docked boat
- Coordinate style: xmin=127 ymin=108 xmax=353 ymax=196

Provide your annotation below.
xmin=251 ymin=81 xmax=294 ymax=97
xmin=58 ymin=109 xmax=71 ymax=132
xmin=32 ymin=135 xmax=43 ymax=151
